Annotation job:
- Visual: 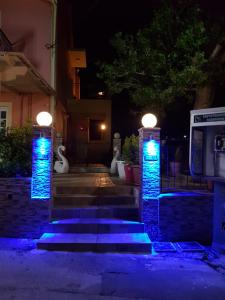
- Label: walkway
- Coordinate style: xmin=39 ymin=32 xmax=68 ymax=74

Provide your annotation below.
xmin=0 ymin=239 xmax=225 ymax=300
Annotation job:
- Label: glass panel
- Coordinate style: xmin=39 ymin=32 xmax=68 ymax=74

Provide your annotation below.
xmin=1 ymin=111 xmax=6 ymax=119
xmin=1 ymin=120 xmax=6 ymax=127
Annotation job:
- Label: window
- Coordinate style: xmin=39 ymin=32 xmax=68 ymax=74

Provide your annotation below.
xmin=0 ymin=108 xmax=7 ymax=133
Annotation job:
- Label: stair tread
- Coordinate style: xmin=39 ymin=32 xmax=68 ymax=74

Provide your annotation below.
xmin=53 ymin=205 xmax=137 ymax=209
xmin=51 ymin=218 xmax=143 ymax=225
xmin=38 ymin=233 xmax=151 ymax=244
xmin=54 ymin=194 xmax=133 ymax=197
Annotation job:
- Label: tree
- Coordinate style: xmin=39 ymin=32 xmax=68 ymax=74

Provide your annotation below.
xmin=97 ymin=0 xmax=225 ymax=115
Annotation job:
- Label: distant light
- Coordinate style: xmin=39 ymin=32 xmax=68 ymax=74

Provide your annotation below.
xmin=36 ymin=112 xmax=52 ymax=126
xmin=98 ymin=91 xmax=104 ymax=96
xmin=184 ymin=135 xmax=187 ymax=139
xmin=141 ymin=113 xmax=157 ymax=128
xmin=100 ymin=123 xmax=106 ymax=130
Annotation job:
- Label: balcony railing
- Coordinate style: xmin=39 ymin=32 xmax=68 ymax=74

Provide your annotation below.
xmin=0 ymin=29 xmax=13 ymax=51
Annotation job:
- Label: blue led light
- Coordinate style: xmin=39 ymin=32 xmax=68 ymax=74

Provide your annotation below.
xmin=142 ymin=139 xmax=160 ymax=200
xmin=31 ymin=137 xmax=51 ymax=200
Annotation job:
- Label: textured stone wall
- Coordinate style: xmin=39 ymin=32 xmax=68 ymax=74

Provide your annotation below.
xmin=158 ymin=192 xmax=213 ymax=244
xmin=139 ymin=190 xmax=213 ymax=244
xmin=139 ymin=127 xmax=161 ymax=200
xmin=0 ymin=178 xmax=50 ymax=238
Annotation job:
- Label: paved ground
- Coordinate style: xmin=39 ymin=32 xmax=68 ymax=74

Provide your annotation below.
xmin=1 ymin=170 xmax=220 ymax=299
xmin=0 ymin=238 xmax=225 ymax=300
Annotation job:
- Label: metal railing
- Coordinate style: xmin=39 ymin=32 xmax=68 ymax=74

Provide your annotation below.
xmin=160 ymin=139 xmax=208 ymax=190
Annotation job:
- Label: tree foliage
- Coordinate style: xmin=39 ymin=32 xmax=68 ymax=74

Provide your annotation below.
xmin=98 ymin=0 xmax=225 ymax=115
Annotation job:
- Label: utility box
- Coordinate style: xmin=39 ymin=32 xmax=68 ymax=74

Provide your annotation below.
xmin=189 ymin=106 xmax=225 ymax=253
xmin=189 ymin=107 xmax=225 ymax=180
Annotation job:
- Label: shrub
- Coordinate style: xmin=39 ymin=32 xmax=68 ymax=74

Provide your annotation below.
xmin=122 ymin=134 xmax=139 ymax=165
xmin=0 ymin=125 xmax=32 ymax=177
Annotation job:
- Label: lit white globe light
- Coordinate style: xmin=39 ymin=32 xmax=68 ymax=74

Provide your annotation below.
xmin=141 ymin=113 xmax=157 ymax=128
xmin=36 ymin=111 xmax=53 ymax=126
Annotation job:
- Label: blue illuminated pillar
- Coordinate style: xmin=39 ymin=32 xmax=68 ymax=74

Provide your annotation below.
xmin=31 ymin=126 xmax=53 ymax=200
xmin=139 ymin=127 xmax=161 ymax=240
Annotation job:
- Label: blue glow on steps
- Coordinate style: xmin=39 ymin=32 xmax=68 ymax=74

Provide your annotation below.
xmin=37 ymin=233 xmax=151 ymax=253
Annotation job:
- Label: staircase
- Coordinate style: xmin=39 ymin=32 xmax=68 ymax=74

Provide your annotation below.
xmin=37 ymin=173 xmax=151 ymax=253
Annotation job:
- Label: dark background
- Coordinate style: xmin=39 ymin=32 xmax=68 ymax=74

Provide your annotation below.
xmin=72 ymin=0 xmax=225 ymax=139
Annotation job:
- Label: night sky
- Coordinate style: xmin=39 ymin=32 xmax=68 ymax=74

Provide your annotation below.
xmin=72 ymin=0 xmax=225 ymax=139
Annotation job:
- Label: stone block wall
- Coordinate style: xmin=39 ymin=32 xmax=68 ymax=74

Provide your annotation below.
xmin=0 ymin=178 xmax=50 ymax=238
xmin=140 ymin=191 xmax=213 ymax=244
xmin=158 ymin=192 xmax=213 ymax=244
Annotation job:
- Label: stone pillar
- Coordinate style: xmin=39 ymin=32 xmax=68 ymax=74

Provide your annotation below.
xmin=31 ymin=125 xmax=53 ymax=233
xmin=31 ymin=126 xmax=53 ymax=201
xmin=139 ymin=127 xmax=161 ymax=240
xmin=113 ymin=132 xmax=121 ymax=154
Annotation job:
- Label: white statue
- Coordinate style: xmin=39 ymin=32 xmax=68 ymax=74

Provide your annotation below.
xmin=110 ymin=146 xmax=120 ymax=174
xmin=54 ymin=145 xmax=69 ymax=173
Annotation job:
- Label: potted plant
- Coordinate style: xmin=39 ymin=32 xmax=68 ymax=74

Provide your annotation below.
xmin=170 ymin=145 xmax=183 ymax=176
xmin=116 ymin=160 xmax=126 ymax=180
xmin=122 ymin=135 xmax=140 ymax=185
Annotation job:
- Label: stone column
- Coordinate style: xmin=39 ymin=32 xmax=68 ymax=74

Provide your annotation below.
xmin=31 ymin=126 xmax=53 ymax=200
xmin=31 ymin=125 xmax=53 ymax=232
xmin=113 ymin=132 xmax=121 ymax=154
xmin=139 ymin=127 xmax=161 ymax=241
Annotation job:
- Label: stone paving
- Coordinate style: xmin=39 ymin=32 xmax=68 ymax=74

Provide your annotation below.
xmin=0 ymin=238 xmax=225 ymax=300
xmin=53 ymin=172 xmax=115 ymax=188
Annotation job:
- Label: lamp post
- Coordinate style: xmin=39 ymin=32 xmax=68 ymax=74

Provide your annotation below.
xmin=31 ymin=112 xmax=53 ymax=200
xmin=139 ymin=113 xmax=161 ymax=240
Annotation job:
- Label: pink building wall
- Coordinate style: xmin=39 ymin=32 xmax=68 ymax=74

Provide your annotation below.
xmin=0 ymin=0 xmax=53 ymax=128
xmin=0 ymin=0 xmax=52 ymax=83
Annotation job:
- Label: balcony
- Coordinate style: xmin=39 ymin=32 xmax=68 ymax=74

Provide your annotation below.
xmin=0 ymin=52 xmax=55 ymax=95
xmin=0 ymin=29 xmax=13 ymax=52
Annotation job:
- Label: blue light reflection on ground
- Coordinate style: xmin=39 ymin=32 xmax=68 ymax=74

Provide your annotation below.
xmin=142 ymin=139 xmax=160 ymax=200
xmin=41 ymin=233 xmax=56 ymax=239
xmin=31 ymin=137 xmax=51 ymax=200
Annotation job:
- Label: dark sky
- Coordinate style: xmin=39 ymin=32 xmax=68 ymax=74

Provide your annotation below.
xmin=73 ymin=0 xmax=160 ymax=98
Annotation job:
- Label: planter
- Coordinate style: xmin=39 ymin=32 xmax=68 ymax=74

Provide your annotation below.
xmin=124 ymin=164 xmax=134 ymax=185
xmin=117 ymin=160 xmax=125 ymax=180
xmin=132 ymin=164 xmax=140 ymax=186
xmin=170 ymin=161 xmax=181 ymax=177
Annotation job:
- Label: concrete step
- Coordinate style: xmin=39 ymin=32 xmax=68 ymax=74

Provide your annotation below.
xmin=52 ymin=206 xmax=139 ymax=220
xmin=47 ymin=218 xmax=144 ymax=233
xmin=69 ymin=167 xmax=109 ymax=173
xmin=54 ymin=185 xmax=133 ymax=195
xmin=54 ymin=194 xmax=135 ymax=207
xmin=37 ymin=233 xmax=151 ymax=253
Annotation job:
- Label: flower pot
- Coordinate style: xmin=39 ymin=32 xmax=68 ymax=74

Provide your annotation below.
xmin=124 ymin=164 xmax=134 ymax=184
xmin=170 ymin=161 xmax=181 ymax=177
xmin=132 ymin=164 xmax=140 ymax=186
xmin=117 ymin=160 xmax=125 ymax=180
